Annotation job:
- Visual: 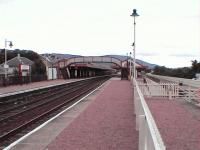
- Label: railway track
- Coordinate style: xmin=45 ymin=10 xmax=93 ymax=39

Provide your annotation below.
xmin=0 ymin=76 xmax=111 ymax=148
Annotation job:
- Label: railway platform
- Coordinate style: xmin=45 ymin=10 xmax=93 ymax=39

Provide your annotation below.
xmin=146 ymin=97 xmax=200 ymax=150
xmin=5 ymin=78 xmax=138 ymax=150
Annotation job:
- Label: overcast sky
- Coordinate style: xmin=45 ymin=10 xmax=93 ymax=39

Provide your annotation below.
xmin=0 ymin=0 xmax=199 ymax=68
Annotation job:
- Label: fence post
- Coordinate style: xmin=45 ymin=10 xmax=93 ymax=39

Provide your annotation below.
xmin=169 ymin=85 xmax=172 ymax=100
xmin=139 ymin=115 xmax=146 ymax=150
xmin=175 ymin=84 xmax=179 ymax=98
xmin=146 ymin=128 xmax=155 ymax=150
xmin=135 ymin=97 xmax=139 ymax=130
xmin=188 ymin=86 xmax=191 ymax=101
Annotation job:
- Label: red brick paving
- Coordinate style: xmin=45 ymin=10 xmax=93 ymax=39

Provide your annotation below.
xmin=47 ymin=79 xmax=138 ymax=150
xmin=146 ymin=97 xmax=200 ymax=150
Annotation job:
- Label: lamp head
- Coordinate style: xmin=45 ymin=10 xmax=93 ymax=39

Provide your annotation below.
xmin=9 ymin=41 xmax=13 ymax=48
xmin=131 ymin=9 xmax=139 ymax=17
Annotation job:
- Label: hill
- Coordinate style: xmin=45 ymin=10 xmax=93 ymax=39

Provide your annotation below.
xmin=136 ymin=59 xmax=157 ymax=69
xmin=104 ymin=55 xmax=157 ymax=69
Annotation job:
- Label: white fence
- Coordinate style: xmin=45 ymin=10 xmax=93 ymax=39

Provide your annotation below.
xmin=137 ymin=78 xmax=179 ymax=99
xmin=137 ymin=82 xmax=179 ymax=99
xmin=179 ymin=86 xmax=200 ymax=104
xmin=138 ymin=77 xmax=200 ymax=103
xmin=133 ymin=79 xmax=166 ymax=150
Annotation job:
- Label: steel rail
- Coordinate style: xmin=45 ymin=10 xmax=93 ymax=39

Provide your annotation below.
xmin=0 ymin=81 xmax=89 ymax=115
xmin=0 ymin=78 xmax=101 ymax=123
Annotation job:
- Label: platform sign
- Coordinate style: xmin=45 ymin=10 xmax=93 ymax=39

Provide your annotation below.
xmin=20 ymin=65 xmax=30 ymax=70
xmin=19 ymin=64 xmax=30 ymax=76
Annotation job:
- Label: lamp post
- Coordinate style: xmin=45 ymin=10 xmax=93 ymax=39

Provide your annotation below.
xmin=130 ymin=9 xmax=139 ymax=79
xmin=126 ymin=52 xmax=129 ymax=67
xmin=129 ymin=52 xmax=132 ymax=78
xmin=132 ymin=42 xmax=135 ymax=79
xmin=4 ymin=39 xmax=13 ymax=80
xmin=126 ymin=52 xmax=129 ymax=79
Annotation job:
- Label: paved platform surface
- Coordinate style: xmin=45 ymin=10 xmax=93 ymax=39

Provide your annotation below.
xmin=0 ymin=79 xmax=79 ymax=95
xmin=46 ymin=78 xmax=138 ymax=150
xmin=146 ymin=97 xmax=200 ymax=150
xmin=7 ymin=78 xmax=138 ymax=150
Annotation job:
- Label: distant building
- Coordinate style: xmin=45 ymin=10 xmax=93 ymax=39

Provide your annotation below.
xmin=122 ymin=58 xmax=149 ymax=78
xmin=0 ymin=54 xmax=33 ymax=77
xmin=40 ymin=56 xmax=58 ymax=80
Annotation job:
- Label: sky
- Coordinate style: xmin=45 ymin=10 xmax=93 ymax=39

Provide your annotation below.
xmin=0 ymin=0 xmax=199 ymax=68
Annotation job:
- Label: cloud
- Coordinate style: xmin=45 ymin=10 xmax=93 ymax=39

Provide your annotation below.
xmin=169 ymin=54 xmax=198 ymax=57
xmin=137 ymin=52 xmax=159 ymax=57
xmin=0 ymin=0 xmax=15 ymax=4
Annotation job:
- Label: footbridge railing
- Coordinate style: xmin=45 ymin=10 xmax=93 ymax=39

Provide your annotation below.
xmin=133 ymin=79 xmax=166 ymax=150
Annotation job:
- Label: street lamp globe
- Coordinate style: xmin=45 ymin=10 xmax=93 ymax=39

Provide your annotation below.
xmin=4 ymin=39 xmax=13 ymax=81
xmin=9 ymin=41 xmax=13 ymax=48
xmin=131 ymin=9 xmax=139 ymax=17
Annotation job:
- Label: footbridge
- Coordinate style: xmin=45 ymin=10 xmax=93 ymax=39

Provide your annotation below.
xmin=57 ymin=56 xmax=123 ymax=68
xmin=55 ymin=56 xmax=130 ymax=79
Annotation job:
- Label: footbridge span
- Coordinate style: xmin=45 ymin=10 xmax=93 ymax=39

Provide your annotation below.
xmin=54 ymin=56 xmax=147 ymax=79
xmin=57 ymin=56 xmax=123 ymax=68
xmin=55 ymin=56 xmax=126 ymax=79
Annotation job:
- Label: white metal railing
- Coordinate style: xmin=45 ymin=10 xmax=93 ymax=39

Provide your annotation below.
xmin=133 ymin=79 xmax=166 ymax=150
xmin=179 ymin=86 xmax=200 ymax=103
xmin=137 ymin=82 xmax=179 ymax=99
xmin=140 ymin=77 xmax=200 ymax=104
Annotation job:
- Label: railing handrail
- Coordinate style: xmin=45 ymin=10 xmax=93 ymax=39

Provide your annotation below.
xmin=134 ymin=79 xmax=166 ymax=150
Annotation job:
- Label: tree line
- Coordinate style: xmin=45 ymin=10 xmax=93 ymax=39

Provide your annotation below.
xmin=153 ymin=60 xmax=200 ymax=79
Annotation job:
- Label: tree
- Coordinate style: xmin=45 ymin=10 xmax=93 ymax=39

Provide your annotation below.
xmin=191 ymin=60 xmax=200 ymax=73
xmin=31 ymin=59 xmax=46 ymax=75
xmin=152 ymin=65 xmax=193 ymax=79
